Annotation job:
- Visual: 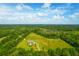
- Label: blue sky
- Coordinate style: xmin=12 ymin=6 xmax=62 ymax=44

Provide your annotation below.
xmin=0 ymin=3 xmax=79 ymax=24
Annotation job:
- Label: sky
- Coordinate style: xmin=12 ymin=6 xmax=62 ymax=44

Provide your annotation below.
xmin=0 ymin=3 xmax=79 ymax=24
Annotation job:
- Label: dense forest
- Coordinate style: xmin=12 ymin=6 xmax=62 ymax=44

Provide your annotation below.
xmin=0 ymin=24 xmax=79 ymax=56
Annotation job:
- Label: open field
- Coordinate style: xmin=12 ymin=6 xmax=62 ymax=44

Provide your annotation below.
xmin=17 ymin=33 xmax=72 ymax=51
xmin=0 ymin=25 xmax=79 ymax=56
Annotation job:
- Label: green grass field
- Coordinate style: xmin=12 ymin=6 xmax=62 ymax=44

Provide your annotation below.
xmin=16 ymin=33 xmax=72 ymax=51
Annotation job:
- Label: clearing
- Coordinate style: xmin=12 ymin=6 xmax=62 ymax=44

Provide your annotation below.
xmin=16 ymin=33 xmax=73 ymax=51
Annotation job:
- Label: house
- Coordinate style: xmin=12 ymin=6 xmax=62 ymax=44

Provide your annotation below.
xmin=27 ymin=40 xmax=36 ymax=46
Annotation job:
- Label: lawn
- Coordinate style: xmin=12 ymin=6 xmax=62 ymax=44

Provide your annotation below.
xmin=16 ymin=33 xmax=73 ymax=51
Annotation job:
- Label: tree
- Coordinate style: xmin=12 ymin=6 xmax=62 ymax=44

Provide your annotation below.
xmin=48 ymin=48 xmax=55 ymax=56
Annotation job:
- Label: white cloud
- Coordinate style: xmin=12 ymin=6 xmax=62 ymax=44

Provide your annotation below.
xmin=0 ymin=3 xmax=65 ymax=24
xmin=42 ymin=3 xmax=51 ymax=9
xmin=22 ymin=4 xmax=33 ymax=10
xmin=37 ymin=12 xmax=48 ymax=16
xmin=30 ymin=18 xmax=47 ymax=23
xmin=52 ymin=9 xmax=64 ymax=15
xmin=16 ymin=3 xmax=33 ymax=11
xmin=0 ymin=3 xmax=77 ymax=24
xmin=16 ymin=4 xmax=23 ymax=11
xmin=74 ymin=13 xmax=79 ymax=16
xmin=52 ymin=15 xmax=64 ymax=20
xmin=69 ymin=12 xmax=79 ymax=20
xmin=23 ymin=13 xmax=49 ymax=23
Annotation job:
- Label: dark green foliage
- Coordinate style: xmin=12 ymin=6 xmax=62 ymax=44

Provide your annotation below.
xmin=0 ymin=25 xmax=79 ymax=56
xmin=48 ymin=49 xmax=55 ymax=56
